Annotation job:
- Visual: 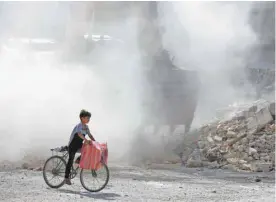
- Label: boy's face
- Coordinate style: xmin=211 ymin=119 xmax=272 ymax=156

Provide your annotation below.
xmin=81 ymin=116 xmax=90 ymax=124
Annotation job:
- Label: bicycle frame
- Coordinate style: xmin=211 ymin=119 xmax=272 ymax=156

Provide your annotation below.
xmin=44 ymin=145 xmax=109 ymax=192
xmin=51 ymin=149 xmax=80 ymax=177
xmin=50 ymin=146 xmax=105 ymax=177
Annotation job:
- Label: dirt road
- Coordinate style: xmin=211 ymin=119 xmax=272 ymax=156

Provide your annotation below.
xmin=0 ymin=164 xmax=274 ymax=202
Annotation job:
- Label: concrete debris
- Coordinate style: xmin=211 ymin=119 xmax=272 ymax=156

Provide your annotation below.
xmin=21 ymin=163 xmax=30 ymax=170
xmin=34 ymin=167 xmax=43 ymax=171
xmin=183 ymin=100 xmax=275 ymax=172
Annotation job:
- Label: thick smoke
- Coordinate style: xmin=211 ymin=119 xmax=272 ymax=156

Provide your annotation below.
xmin=0 ymin=2 xmax=143 ymax=162
xmin=0 ymin=2 xmax=274 ymax=165
xmin=159 ymin=1 xmax=274 ymax=126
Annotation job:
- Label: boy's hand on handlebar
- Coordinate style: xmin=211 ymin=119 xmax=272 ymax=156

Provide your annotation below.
xmin=84 ymin=140 xmax=92 ymax=145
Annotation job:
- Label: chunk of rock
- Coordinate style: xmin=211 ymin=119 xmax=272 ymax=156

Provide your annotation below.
xmin=255 ymin=107 xmax=273 ymax=129
xmin=186 ymin=159 xmax=203 ymax=168
xmin=226 ymin=130 xmax=237 ymax=138
xmin=176 ymin=99 xmax=275 ymax=173
xmin=21 ymin=163 xmax=29 ymax=169
xmin=227 ymin=158 xmax=239 ymax=165
xmin=249 ymin=147 xmax=257 ymax=155
xmin=269 ymin=102 xmax=275 ymax=117
xmin=207 ymin=161 xmax=220 ymax=169
xmin=197 ymin=141 xmax=205 ymax=149
xmin=247 ymin=116 xmax=259 ymax=134
xmin=186 ymin=149 xmax=203 ymax=168
xmin=207 ymin=136 xmax=214 ymax=143
xmin=238 ymin=160 xmax=247 ymax=164
xmin=214 ymin=136 xmax=222 ymax=142
xmin=34 ymin=167 xmax=43 ymax=171
xmin=251 ymin=162 xmax=272 ymax=172
xmin=222 ymin=164 xmax=238 ymax=171
xmin=240 ymin=163 xmax=251 ymax=171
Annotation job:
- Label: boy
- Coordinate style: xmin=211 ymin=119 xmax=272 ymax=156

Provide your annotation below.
xmin=64 ymin=109 xmax=96 ymax=185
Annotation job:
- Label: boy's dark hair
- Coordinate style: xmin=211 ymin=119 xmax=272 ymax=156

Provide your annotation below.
xmin=79 ymin=109 xmax=91 ymax=118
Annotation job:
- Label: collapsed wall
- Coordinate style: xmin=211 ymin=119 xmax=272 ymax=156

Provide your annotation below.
xmin=182 ymin=99 xmax=275 ymax=172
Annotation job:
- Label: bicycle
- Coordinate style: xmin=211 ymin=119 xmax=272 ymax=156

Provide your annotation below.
xmin=43 ymin=145 xmax=109 ymax=192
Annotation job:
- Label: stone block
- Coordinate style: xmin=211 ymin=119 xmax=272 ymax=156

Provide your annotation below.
xmin=269 ymin=102 xmax=275 ymax=117
xmin=214 ymin=136 xmax=222 ymax=142
xmin=247 ymin=116 xmax=258 ymax=134
xmin=249 ymin=147 xmax=257 ymax=155
xmin=186 ymin=159 xmax=203 ymax=168
xmin=226 ymin=130 xmax=237 ymax=138
xmin=240 ymin=163 xmax=251 ymax=171
xmin=251 ymin=162 xmax=272 ymax=172
xmin=255 ymin=107 xmax=273 ymax=129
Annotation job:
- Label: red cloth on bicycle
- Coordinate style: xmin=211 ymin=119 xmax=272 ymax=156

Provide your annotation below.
xmin=79 ymin=141 xmax=102 ymax=170
xmin=100 ymin=143 xmax=108 ymax=165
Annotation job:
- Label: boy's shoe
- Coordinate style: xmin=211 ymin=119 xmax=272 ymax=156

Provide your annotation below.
xmin=64 ymin=178 xmax=72 ymax=185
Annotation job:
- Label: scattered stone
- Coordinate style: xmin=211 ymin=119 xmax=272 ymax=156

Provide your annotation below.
xmin=214 ymin=136 xmax=222 ymax=142
xmin=222 ymin=164 xmax=238 ymax=171
xmin=179 ymin=100 xmax=275 ymax=173
xmin=207 ymin=161 xmax=220 ymax=169
xmin=249 ymin=147 xmax=257 ymax=155
xmin=269 ymin=102 xmax=275 ymax=117
xmin=227 ymin=158 xmax=239 ymax=165
xmin=34 ymin=167 xmax=42 ymax=171
xmin=255 ymin=107 xmax=273 ymax=129
xmin=207 ymin=136 xmax=214 ymax=143
xmin=240 ymin=163 xmax=251 ymax=171
xmin=197 ymin=141 xmax=205 ymax=149
xmin=186 ymin=159 xmax=203 ymax=168
xmin=21 ymin=163 xmax=29 ymax=170
xmin=251 ymin=162 xmax=272 ymax=172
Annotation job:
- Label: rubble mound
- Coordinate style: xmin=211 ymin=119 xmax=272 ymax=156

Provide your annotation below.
xmin=186 ymin=100 xmax=275 ymax=172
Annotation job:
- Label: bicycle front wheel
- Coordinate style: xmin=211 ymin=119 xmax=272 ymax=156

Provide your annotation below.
xmin=43 ymin=155 xmax=66 ymax=189
xmin=80 ymin=162 xmax=109 ymax=192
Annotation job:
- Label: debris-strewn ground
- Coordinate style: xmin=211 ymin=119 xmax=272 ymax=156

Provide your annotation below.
xmin=0 ymin=164 xmax=275 ymax=202
xmin=177 ymin=100 xmax=276 ymax=173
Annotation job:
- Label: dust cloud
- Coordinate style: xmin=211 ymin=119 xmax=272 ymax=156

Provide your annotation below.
xmin=0 ymin=2 xmax=274 ymax=165
xmin=159 ymin=1 xmax=263 ymax=126
xmin=0 ymin=2 xmax=143 ymax=163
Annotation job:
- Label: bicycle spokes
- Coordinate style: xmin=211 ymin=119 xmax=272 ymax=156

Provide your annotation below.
xmin=91 ymin=170 xmax=97 ymax=177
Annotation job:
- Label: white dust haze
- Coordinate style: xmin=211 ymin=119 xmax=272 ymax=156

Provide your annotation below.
xmin=0 ymin=2 xmax=272 ymax=163
xmin=159 ymin=2 xmax=263 ymax=126
xmin=0 ymin=2 xmax=143 ymax=162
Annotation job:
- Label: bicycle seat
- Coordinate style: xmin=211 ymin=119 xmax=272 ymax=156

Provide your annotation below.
xmin=50 ymin=146 xmax=68 ymax=152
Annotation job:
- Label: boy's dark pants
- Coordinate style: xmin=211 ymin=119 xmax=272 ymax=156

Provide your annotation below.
xmin=65 ymin=134 xmax=82 ymax=179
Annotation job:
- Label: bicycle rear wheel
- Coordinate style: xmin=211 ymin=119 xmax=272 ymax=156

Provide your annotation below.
xmin=80 ymin=162 xmax=109 ymax=192
xmin=43 ymin=155 xmax=66 ymax=188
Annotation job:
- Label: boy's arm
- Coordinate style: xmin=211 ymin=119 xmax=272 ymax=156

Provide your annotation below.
xmin=78 ymin=133 xmax=90 ymax=144
xmin=87 ymin=127 xmax=96 ymax=141
xmin=76 ymin=124 xmax=89 ymax=143
xmin=77 ymin=132 xmax=86 ymax=141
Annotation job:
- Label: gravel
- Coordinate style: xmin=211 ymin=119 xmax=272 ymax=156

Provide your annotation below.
xmin=0 ymin=164 xmax=274 ymax=202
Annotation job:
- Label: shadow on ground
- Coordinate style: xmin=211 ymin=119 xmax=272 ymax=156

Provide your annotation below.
xmin=58 ymin=188 xmax=121 ymax=200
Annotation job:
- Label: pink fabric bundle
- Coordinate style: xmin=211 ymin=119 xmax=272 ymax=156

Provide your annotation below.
xmin=80 ymin=141 xmax=108 ymax=170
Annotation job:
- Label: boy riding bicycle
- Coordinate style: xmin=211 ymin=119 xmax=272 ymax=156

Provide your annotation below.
xmin=64 ymin=109 xmax=96 ymax=185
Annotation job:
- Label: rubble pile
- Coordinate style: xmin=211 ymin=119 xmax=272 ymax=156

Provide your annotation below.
xmin=186 ymin=100 xmax=275 ymax=172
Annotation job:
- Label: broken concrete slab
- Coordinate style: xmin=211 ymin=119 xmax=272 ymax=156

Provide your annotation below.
xmin=251 ymin=162 xmax=272 ymax=172
xmin=255 ymin=107 xmax=273 ymax=129
xmin=269 ymin=102 xmax=275 ymax=117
